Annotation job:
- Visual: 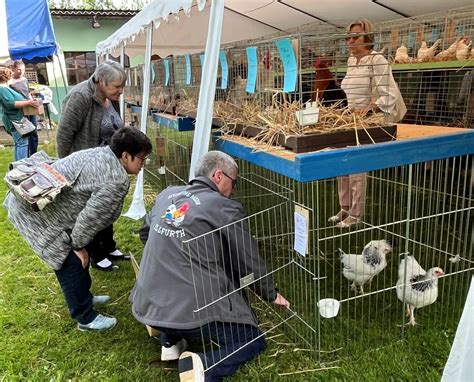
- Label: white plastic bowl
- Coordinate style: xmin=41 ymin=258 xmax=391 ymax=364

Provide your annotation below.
xmin=317 ymin=298 xmax=340 ymax=318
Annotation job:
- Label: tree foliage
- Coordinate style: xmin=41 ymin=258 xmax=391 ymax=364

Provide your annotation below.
xmin=48 ymin=0 xmax=153 ymax=10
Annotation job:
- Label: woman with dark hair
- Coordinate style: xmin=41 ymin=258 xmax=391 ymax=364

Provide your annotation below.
xmin=0 ymin=66 xmax=41 ymax=160
xmin=329 ymin=19 xmax=406 ymax=228
xmin=56 ymin=60 xmax=128 ymax=271
xmin=5 ymin=127 xmax=152 ymax=332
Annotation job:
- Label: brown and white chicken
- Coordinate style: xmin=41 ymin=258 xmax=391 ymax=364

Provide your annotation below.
xmin=456 ymin=37 xmax=472 ymax=60
xmin=396 ymin=255 xmax=444 ymax=326
xmin=395 ymin=44 xmax=410 ymax=64
xmin=418 ymin=39 xmax=441 ymax=62
xmin=436 ymin=37 xmax=461 ymax=61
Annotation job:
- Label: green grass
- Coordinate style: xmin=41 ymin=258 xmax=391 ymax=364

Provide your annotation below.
xmin=0 ymin=144 xmax=458 ymax=381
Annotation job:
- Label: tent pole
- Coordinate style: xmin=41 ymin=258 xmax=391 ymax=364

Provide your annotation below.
xmin=120 ymin=44 xmax=125 ymax=121
xmin=123 ymin=25 xmax=153 ymax=220
xmin=189 ymin=0 xmax=225 ymax=180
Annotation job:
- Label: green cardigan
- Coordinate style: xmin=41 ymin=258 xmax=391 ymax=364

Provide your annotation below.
xmin=0 ymin=85 xmax=25 ymax=134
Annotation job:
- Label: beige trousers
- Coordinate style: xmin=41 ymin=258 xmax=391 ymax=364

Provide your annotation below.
xmin=336 ymin=173 xmax=367 ymax=218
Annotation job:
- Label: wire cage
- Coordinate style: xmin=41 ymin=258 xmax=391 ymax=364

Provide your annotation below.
xmin=185 ymin=147 xmax=474 ymax=371
xmin=377 ymin=6 xmax=474 ymax=128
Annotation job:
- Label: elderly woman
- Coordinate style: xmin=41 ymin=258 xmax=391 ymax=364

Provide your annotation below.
xmin=0 ymin=66 xmax=40 ymax=160
xmin=329 ymin=19 xmax=406 ymax=228
xmin=57 ymin=60 xmax=128 ymax=271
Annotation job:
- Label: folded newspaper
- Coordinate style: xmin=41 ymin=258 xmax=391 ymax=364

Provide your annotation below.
xmin=4 ymin=151 xmax=70 ymax=211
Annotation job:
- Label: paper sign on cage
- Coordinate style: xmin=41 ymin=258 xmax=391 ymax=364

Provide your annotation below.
xmin=219 ymin=50 xmax=228 ymax=89
xmin=185 ymin=54 xmax=191 ymax=85
xmin=294 ymin=205 xmax=309 ymax=256
xmin=246 ymin=46 xmax=257 ymax=93
xmin=164 ymin=59 xmax=170 ymax=86
xmin=275 ymin=38 xmax=297 ymax=93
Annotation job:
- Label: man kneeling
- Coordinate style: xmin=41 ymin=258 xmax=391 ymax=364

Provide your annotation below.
xmin=130 ymin=151 xmax=290 ymax=381
xmin=4 ymin=127 xmax=152 ymax=332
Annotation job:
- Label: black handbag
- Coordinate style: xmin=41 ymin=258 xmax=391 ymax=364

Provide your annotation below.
xmin=11 ymin=117 xmax=36 ymax=136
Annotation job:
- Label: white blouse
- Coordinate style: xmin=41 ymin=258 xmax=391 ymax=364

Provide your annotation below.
xmin=341 ymin=51 xmax=399 ymax=114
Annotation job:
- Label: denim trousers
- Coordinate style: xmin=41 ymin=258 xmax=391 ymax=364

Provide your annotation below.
xmin=156 ymin=322 xmax=266 ymax=381
xmin=11 ymin=129 xmax=29 ymax=161
xmin=54 ymin=250 xmax=97 ymax=325
xmin=26 ymin=115 xmax=38 ymax=156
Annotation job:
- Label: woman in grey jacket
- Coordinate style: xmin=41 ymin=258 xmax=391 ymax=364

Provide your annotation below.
xmin=56 ymin=61 xmax=128 ymax=271
xmin=4 ymin=127 xmax=152 ymax=332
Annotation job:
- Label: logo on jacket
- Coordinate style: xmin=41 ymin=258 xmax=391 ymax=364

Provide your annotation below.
xmin=161 ymin=202 xmax=190 ymax=227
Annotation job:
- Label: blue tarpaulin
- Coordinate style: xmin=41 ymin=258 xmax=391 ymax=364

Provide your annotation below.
xmin=0 ymin=0 xmax=57 ymax=62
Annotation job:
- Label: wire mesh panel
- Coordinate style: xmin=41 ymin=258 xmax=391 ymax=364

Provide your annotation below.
xmin=232 ymin=154 xmax=473 ymax=364
xmin=181 ymin=176 xmax=325 ymax=373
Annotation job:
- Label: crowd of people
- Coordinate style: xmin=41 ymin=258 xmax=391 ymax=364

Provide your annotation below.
xmin=2 ymin=19 xmax=406 ymax=382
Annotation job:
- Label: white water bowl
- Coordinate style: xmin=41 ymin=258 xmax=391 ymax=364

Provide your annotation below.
xmin=317 ymin=298 xmax=340 ymax=318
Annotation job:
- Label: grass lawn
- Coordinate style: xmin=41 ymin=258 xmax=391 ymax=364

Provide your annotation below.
xmin=0 ymin=143 xmax=457 ymax=381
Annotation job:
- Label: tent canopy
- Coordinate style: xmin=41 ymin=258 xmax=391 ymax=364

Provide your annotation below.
xmin=96 ymin=0 xmax=473 ymax=58
xmin=0 ymin=0 xmax=57 ymax=62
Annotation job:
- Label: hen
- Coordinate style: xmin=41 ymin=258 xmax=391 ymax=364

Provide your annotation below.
xmin=396 ymin=255 xmax=444 ymax=326
xmin=336 ymin=240 xmax=392 ymax=294
xmin=456 ymin=37 xmax=472 ymax=60
xmin=418 ymin=39 xmax=441 ymax=62
xmin=394 ymin=44 xmax=410 ymax=64
xmin=436 ymin=37 xmax=461 ymax=61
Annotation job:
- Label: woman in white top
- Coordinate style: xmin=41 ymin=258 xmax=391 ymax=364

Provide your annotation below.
xmin=329 ymin=19 xmax=405 ymax=228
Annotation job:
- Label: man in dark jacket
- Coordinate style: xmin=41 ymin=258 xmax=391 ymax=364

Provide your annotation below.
xmin=130 ymin=151 xmax=290 ymax=382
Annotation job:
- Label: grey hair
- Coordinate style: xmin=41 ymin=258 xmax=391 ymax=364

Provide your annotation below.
xmin=93 ymin=60 xmax=126 ymax=86
xmin=195 ymin=151 xmax=238 ymax=178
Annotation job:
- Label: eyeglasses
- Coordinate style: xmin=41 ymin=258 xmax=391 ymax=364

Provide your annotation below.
xmin=135 ymin=154 xmax=149 ymax=163
xmin=346 ymin=34 xmax=364 ymax=41
xmin=222 ymin=171 xmax=238 ymax=189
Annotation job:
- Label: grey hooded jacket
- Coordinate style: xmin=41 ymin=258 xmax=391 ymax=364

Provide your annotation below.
xmin=130 ymin=176 xmax=277 ymax=329
xmin=56 ymin=77 xmax=120 ymax=158
xmin=3 ymin=146 xmax=129 ymax=270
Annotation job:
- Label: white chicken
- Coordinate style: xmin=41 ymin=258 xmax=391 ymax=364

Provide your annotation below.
xmin=456 ymin=37 xmax=472 ymax=60
xmin=436 ymin=37 xmax=461 ymax=61
xmin=396 ymin=255 xmax=444 ymax=326
xmin=394 ymin=44 xmax=410 ymax=64
xmin=417 ymin=39 xmax=441 ymax=62
xmin=336 ymin=240 xmax=392 ymax=295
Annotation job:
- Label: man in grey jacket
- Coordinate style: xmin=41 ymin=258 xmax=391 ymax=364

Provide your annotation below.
xmin=4 ymin=127 xmax=152 ymax=332
xmin=130 ymin=151 xmax=289 ymax=381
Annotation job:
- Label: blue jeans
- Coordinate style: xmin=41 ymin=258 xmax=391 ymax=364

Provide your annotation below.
xmin=26 ymin=115 xmax=38 ymax=156
xmin=157 ymin=322 xmax=266 ymax=381
xmin=54 ymin=250 xmax=97 ymax=325
xmin=11 ymin=129 xmax=29 ymax=161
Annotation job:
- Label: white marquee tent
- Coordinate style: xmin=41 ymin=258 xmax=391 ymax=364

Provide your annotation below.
xmin=96 ymin=1 xmax=474 ymax=378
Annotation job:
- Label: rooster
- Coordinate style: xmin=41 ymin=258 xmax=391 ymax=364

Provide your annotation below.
xmin=312 ymin=58 xmax=347 ymax=107
xmin=418 ymin=39 xmax=442 ymax=62
xmin=336 ymin=240 xmax=393 ymax=294
xmin=456 ymin=37 xmax=472 ymax=60
xmin=436 ymin=37 xmax=461 ymax=61
xmin=396 ymin=255 xmax=444 ymax=326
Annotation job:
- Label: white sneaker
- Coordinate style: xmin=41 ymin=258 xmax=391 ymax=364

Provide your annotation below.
xmin=92 ymin=295 xmax=111 ymax=305
xmin=178 ymin=351 xmax=205 ymax=382
xmin=162 ymin=338 xmax=188 ymax=361
xmin=109 ymin=249 xmax=123 ymax=258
